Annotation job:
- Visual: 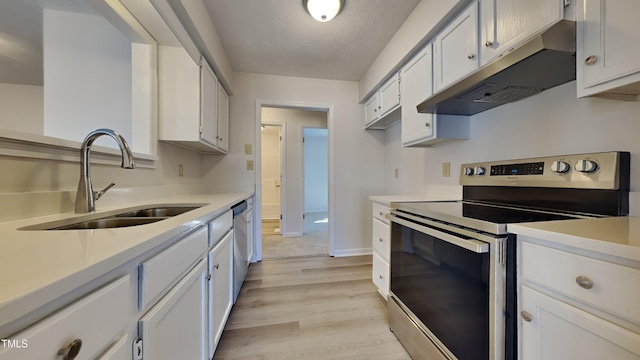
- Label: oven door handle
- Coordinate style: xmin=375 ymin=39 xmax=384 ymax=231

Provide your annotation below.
xmin=389 ymin=216 xmax=489 ymax=254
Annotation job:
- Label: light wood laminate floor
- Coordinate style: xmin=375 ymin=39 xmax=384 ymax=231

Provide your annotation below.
xmin=214 ymin=255 xmax=411 ymax=359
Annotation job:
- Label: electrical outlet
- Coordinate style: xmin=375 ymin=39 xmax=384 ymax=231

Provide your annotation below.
xmin=247 ymin=160 xmax=254 ymax=171
xmin=442 ymin=162 xmax=451 ymax=177
xmin=394 ymin=168 xmax=399 ymax=178
xmin=178 ymin=164 xmax=184 ymax=177
xmin=244 ymin=144 xmax=252 ymax=155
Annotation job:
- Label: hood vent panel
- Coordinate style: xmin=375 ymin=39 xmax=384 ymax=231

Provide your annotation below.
xmin=417 ymin=20 xmax=576 ymax=116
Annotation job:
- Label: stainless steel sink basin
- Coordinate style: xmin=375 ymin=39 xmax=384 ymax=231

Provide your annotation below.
xmin=113 ymin=207 xmax=201 ymax=218
xmin=51 ymin=217 xmax=164 ymax=230
xmin=19 ymin=204 xmax=208 ymax=230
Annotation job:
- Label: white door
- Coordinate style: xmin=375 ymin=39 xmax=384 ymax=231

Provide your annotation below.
xmin=520 ymin=286 xmax=640 ymax=360
xmin=364 ymin=95 xmax=379 ymax=126
xmin=217 ymin=83 xmax=229 ymax=152
xmin=139 ymin=260 xmax=207 ymax=360
xmin=579 ymin=0 xmax=640 ymax=89
xmin=401 ymin=44 xmax=434 ymax=145
xmin=208 ymin=231 xmax=233 ymax=357
xmin=434 ymin=1 xmax=479 ymax=92
xmin=480 ymin=0 xmax=563 ymax=65
xmin=200 ymin=61 xmax=218 ymax=146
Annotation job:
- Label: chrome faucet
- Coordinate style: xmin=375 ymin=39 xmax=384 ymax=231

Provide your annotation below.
xmin=75 ymin=129 xmax=135 ymax=213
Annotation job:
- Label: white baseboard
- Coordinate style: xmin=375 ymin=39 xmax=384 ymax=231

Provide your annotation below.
xmin=332 ymin=247 xmax=373 ymax=257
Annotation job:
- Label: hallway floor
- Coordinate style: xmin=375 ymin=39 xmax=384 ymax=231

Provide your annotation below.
xmin=213 ymin=255 xmax=411 ymax=359
xmin=261 ymin=212 xmax=328 ymax=259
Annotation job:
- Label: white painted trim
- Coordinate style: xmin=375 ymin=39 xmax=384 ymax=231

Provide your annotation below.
xmin=332 ymin=248 xmax=373 ymax=257
xmin=0 ymin=129 xmax=157 ymax=168
xmin=255 ymin=99 xmax=336 ymax=260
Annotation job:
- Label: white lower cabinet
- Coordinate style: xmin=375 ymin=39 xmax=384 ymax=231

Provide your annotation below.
xmin=96 ymin=335 xmax=130 ymax=360
xmin=0 ymin=276 xmax=131 ymax=360
xmin=208 ymin=230 xmax=234 ymax=356
xmin=138 ymin=260 xmax=208 ymax=360
xmin=521 ymin=286 xmax=640 ymax=360
xmin=371 ymin=202 xmax=391 ymax=299
xmin=518 ymin=237 xmax=640 ymax=359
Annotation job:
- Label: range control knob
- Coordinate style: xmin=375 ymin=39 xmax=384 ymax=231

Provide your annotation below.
xmin=464 ymin=167 xmax=474 ymax=176
xmin=575 ymin=160 xmax=599 ymax=173
xmin=475 ymin=167 xmax=486 ymax=175
xmin=550 ymin=161 xmax=571 ymax=174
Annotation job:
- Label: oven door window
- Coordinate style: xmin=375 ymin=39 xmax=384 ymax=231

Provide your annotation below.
xmin=391 ymin=221 xmax=490 ymax=360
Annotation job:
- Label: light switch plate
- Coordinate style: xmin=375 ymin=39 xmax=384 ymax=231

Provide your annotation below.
xmin=247 ymin=160 xmax=254 ymax=171
xmin=394 ymin=168 xmax=399 ymax=178
xmin=178 ymin=164 xmax=184 ymax=177
xmin=442 ymin=162 xmax=450 ymax=177
xmin=245 ymin=144 xmax=252 ymax=155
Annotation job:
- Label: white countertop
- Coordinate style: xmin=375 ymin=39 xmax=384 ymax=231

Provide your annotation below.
xmin=508 ymin=216 xmax=640 ymax=262
xmin=0 ymin=192 xmax=250 ymax=328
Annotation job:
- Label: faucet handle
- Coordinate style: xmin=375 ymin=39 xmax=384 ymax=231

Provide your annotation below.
xmin=95 ymin=182 xmax=116 ymax=201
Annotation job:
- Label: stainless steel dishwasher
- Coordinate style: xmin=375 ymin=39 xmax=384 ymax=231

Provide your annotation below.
xmin=232 ymin=200 xmax=248 ymax=303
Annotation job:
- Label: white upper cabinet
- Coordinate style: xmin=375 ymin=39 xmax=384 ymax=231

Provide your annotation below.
xmin=158 ymin=46 xmax=228 ymax=154
xmin=364 ymin=73 xmax=401 ymax=130
xmin=479 ymin=0 xmax=564 ymax=66
xmin=434 ymin=1 xmax=479 ymax=93
xmin=217 ymin=83 xmax=230 ymax=153
xmin=577 ymin=0 xmax=640 ymax=99
xmin=401 ymin=45 xmax=434 ymax=145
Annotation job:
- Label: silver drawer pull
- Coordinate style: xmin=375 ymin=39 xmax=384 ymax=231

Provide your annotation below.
xmin=575 ymin=275 xmax=594 ymax=289
xmin=584 ymin=55 xmax=598 ymax=65
xmin=485 ymin=40 xmax=494 ymax=47
xmin=425 ymin=122 xmax=431 ymax=127
xmin=521 ymin=311 xmax=533 ymax=322
xmin=467 ymin=53 xmax=476 ymax=59
xmin=58 ymin=339 xmax=82 ymax=360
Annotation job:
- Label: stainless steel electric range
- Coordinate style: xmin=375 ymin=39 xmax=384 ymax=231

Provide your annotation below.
xmin=387 ymin=151 xmax=630 ymax=360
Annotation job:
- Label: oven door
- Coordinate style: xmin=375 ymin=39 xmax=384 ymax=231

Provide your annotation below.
xmin=388 ymin=211 xmax=510 ymax=360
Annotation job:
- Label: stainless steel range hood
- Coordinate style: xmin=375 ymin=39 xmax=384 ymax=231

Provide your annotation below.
xmin=417 ymin=20 xmax=576 ymax=116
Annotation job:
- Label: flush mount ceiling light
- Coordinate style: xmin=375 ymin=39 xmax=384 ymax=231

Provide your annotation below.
xmin=304 ymin=0 xmax=344 ymax=22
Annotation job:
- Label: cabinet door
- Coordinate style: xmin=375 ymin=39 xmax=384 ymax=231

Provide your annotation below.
xmin=434 ymin=2 xmax=479 ymax=92
xmin=200 ymin=60 xmax=218 ymax=147
xmin=480 ymin=0 xmax=563 ymax=66
xmin=364 ymin=95 xmax=379 ymax=126
xmin=520 ymin=286 xmax=640 ymax=360
xmin=139 ymin=260 xmax=207 ymax=360
xmin=208 ymin=231 xmax=233 ymax=356
xmin=379 ymin=74 xmax=400 ymax=117
xmin=246 ymin=208 xmax=254 ymax=262
xmin=578 ymin=0 xmax=640 ymax=94
xmin=217 ymin=83 xmax=229 ymax=153
xmin=401 ymin=45 xmax=434 ymax=144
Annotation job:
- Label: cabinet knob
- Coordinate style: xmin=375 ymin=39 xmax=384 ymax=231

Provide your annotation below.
xmin=379 ymin=211 xmax=384 ymax=216
xmin=207 ymin=274 xmax=212 ymax=280
xmin=379 ymin=275 xmax=383 ymax=279
xmin=58 ymin=339 xmax=82 ymax=360
xmin=467 ymin=53 xmax=476 ymax=59
xmin=521 ymin=311 xmax=533 ymax=322
xmin=214 ymin=263 xmax=220 ymax=270
xmin=575 ymin=275 xmax=594 ymax=289
xmin=485 ymin=40 xmax=494 ymax=47
xmin=378 ymin=106 xmax=382 ymax=110
xmin=374 ymin=109 xmax=377 ymax=113
xmin=379 ymin=238 xmax=383 ymax=242
xmin=425 ymin=122 xmax=431 ymax=127
xmin=218 ymin=138 xmax=222 ymax=142
xmin=584 ymin=55 xmax=598 ymax=65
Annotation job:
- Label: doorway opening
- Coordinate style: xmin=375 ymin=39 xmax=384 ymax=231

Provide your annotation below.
xmin=255 ymin=101 xmax=333 ymax=261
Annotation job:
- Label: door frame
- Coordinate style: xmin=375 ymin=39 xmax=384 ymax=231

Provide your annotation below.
xmin=260 ymin=122 xmax=286 ymax=234
xmin=300 ymin=125 xmax=328 ymax=236
xmin=254 ymin=99 xmax=335 ymax=262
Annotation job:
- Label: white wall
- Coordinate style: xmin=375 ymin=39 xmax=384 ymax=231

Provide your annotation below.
xmin=43 ymin=9 xmax=132 ymax=149
xmin=261 ymin=108 xmax=327 ymax=236
xmin=261 ymin=125 xmax=281 ymax=219
xmin=201 ymin=72 xmax=385 ymax=256
xmin=0 ymin=84 xmax=43 ymax=134
xmin=383 ymin=81 xmax=640 ymax=213
xmin=304 ymin=128 xmax=328 ymax=213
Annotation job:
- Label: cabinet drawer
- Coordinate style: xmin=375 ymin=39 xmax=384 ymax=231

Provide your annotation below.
xmin=522 ymin=242 xmax=640 ymax=323
xmin=209 ymin=210 xmax=232 ymax=247
xmin=139 ymin=226 xmax=208 ymax=309
xmin=372 ymin=203 xmax=391 ymax=224
xmin=373 ymin=252 xmax=390 ymax=299
xmin=96 ymin=335 xmax=129 ymax=360
xmin=372 ymin=218 xmax=390 ymax=260
xmin=0 ymin=276 xmax=131 ymax=360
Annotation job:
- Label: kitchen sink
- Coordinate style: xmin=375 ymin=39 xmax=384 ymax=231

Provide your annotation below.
xmin=19 ymin=204 xmax=207 ymax=230
xmin=51 ymin=217 xmax=164 ymax=230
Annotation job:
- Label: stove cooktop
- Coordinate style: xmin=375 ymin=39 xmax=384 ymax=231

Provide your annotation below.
xmin=392 ymin=200 xmax=591 ymax=235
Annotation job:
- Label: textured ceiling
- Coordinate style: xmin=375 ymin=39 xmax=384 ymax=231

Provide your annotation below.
xmin=203 ymin=0 xmax=421 ymax=81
